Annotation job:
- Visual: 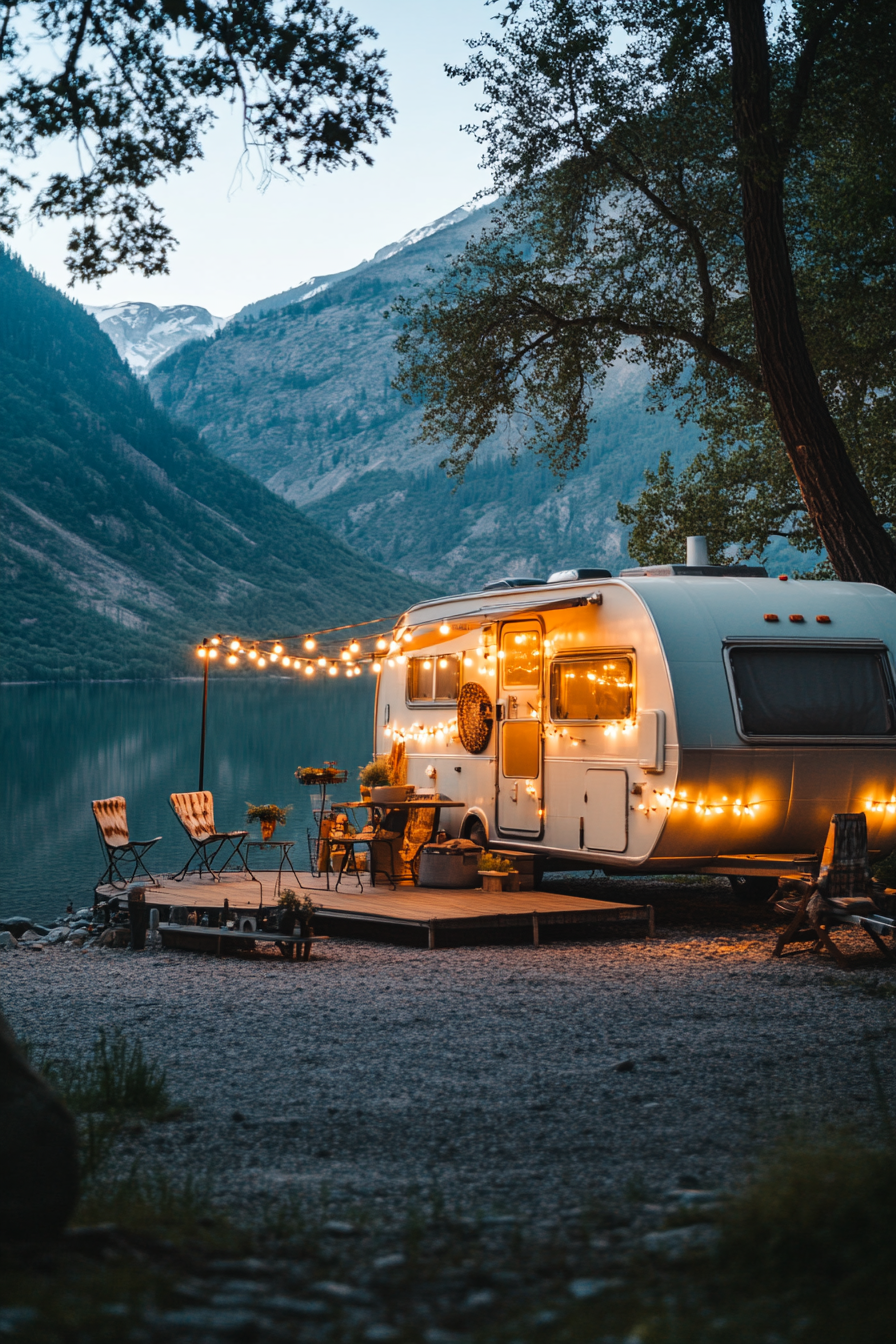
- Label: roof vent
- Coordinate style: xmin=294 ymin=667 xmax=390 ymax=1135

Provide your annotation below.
xmin=482 ymin=577 xmax=544 ymax=591
xmin=686 ymin=535 xmax=710 ymax=567
xmin=546 ymin=567 xmax=613 ymax=583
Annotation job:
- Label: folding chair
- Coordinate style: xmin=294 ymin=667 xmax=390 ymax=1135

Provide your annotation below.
xmin=773 ymin=813 xmax=895 ymax=970
xmin=169 ymin=791 xmax=251 ymax=882
xmin=93 ymin=796 xmax=161 ymax=892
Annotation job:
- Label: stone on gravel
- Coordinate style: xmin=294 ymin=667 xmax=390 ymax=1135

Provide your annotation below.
xmin=322 ymin=1219 xmax=358 ymax=1235
xmin=156 ymin=1307 xmax=258 ymax=1332
xmin=568 ymin=1278 xmax=618 ymax=1300
xmin=613 ymin=1059 xmax=635 ymax=1072
xmin=0 ymin=932 xmax=17 ymax=950
xmin=39 ymin=928 xmax=69 ymax=945
xmin=642 ymin=1225 xmax=720 ymax=1259
xmin=314 ymin=1281 xmax=375 ymax=1305
xmin=0 ymin=1012 xmax=78 ymax=1238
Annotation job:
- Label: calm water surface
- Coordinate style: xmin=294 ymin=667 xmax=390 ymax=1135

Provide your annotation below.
xmin=1 ymin=678 xmax=375 ymax=924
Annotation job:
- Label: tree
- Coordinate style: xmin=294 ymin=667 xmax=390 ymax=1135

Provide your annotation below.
xmin=393 ymin=0 xmax=895 ymax=588
xmin=0 ymin=1 xmax=394 ymax=282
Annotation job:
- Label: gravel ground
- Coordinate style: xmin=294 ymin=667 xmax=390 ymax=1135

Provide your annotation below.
xmin=3 ymin=880 xmax=894 ymax=1222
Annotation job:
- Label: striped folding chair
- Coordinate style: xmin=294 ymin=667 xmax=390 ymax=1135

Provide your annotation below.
xmin=92 ymin=796 xmax=161 ymax=891
xmin=169 ymin=790 xmax=251 ymax=882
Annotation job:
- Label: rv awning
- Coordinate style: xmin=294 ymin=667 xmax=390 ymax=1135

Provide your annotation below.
xmin=398 ymin=591 xmax=603 ymax=639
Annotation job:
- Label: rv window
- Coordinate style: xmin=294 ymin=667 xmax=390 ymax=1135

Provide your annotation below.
xmin=407 ymin=654 xmax=460 ymax=703
xmin=728 ymin=646 xmax=895 ymax=737
xmin=550 ymin=656 xmax=634 ymax=721
xmin=501 ymin=626 xmax=541 ymax=686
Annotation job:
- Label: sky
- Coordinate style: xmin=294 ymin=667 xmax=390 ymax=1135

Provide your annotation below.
xmin=11 ymin=1 xmax=495 ymax=316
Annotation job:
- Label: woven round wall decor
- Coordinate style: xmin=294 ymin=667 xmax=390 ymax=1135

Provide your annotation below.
xmin=457 ymin=682 xmax=493 ymax=754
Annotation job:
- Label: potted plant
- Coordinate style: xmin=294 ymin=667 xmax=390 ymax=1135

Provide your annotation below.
xmin=246 ymin=802 xmax=292 ymax=842
xmin=278 ymin=888 xmax=316 ymax=937
xmin=358 ymin=757 xmax=393 ymax=802
xmin=478 ymin=853 xmax=520 ymax=893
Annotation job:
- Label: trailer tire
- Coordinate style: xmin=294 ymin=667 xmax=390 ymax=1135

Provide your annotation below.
xmin=466 ymin=819 xmax=487 ymax=849
xmin=729 ymin=875 xmax=779 ymax=903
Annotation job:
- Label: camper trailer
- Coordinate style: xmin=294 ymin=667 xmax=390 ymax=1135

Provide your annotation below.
xmin=373 ymin=550 xmax=896 ymax=895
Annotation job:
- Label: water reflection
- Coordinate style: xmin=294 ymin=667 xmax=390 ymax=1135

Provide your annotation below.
xmin=0 ymin=677 xmax=375 ymax=923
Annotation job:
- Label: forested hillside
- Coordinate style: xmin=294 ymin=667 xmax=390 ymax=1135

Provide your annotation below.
xmin=149 ymin=206 xmax=702 ymax=587
xmin=0 ymin=248 xmax=430 ymax=681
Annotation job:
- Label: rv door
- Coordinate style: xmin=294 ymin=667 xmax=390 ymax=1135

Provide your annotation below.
xmin=496 ymin=621 xmax=543 ymax=837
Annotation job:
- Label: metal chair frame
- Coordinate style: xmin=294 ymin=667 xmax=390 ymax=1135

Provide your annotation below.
xmin=92 ymin=796 xmax=161 ymax=892
xmin=169 ymin=791 xmax=253 ymax=883
xmin=773 ymin=813 xmax=895 ymax=969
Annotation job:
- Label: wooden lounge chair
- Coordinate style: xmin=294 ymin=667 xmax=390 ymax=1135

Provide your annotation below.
xmin=169 ymin=790 xmax=250 ymax=882
xmin=92 ymin=796 xmax=161 ymax=891
xmin=773 ymin=813 xmax=895 ymax=969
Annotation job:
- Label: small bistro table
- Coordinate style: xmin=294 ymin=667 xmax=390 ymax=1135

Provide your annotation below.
xmin=243 ymin=839 xmax=304 ymax=898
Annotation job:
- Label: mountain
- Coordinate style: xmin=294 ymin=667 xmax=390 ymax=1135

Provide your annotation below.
xmin=0 ymin=248 xmax=430 ymax=682
xmin=85 ymin=301 xmax=229 ymax=374
xmin=149 ymin=202 xmax=704 ymax=589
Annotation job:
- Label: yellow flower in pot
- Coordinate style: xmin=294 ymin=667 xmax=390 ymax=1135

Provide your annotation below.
xmin=246 ymin=802 xmax=292 ymax=843
xmin=478 ymin=852 xmax=519 ymax=893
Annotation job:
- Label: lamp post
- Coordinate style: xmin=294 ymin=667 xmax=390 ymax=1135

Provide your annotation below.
xmin=198 ymin=639 xmax=209 ymax=791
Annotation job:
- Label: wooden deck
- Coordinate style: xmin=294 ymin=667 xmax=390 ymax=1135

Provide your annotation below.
xmin=101 ymin=870 xmax=654 ymax=949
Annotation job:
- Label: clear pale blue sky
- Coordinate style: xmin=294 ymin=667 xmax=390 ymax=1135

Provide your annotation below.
xmin=12 ymin=1 xmax=495 ymax=315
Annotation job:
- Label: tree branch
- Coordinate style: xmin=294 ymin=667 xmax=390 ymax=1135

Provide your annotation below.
xmin=781 ymin=0 xmax=850 ymax=162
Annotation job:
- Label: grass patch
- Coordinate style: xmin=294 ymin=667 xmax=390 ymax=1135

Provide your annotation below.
xmin=31 ymin=1028 xmax=171 ymax=1119
xmin=75 ymin=1169 xmax=249 ymax=1254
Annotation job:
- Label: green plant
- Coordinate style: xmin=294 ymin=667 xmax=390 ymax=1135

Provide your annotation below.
xmin=33 ymin=1029 xmax=170 ymax=1121
xmin=245 ymin=802 xmax=292 ymax=828
xmin=295 ymin=763 xmax=349 ymax=786
xmin=478 ymin=853 xmax=515 ymax=874
xmin=873 ymin=850 xmax=896 ymax=886
xmin=358 ymin=757 xmax=393 ymax=788
xmin=277 ymin=889 xmax=316 ymax=921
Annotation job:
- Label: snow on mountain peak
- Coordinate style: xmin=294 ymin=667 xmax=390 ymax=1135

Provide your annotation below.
xmin=85 ymin=301 xmax=229 ymax=375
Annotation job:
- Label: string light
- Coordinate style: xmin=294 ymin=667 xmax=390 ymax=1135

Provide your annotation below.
xmin=439 ymin=622 xmax=450 ymax=635
xmin=208 ymin=648 xmax=218 ymax=659
xmin=317 ymin=657 xmax=327 ymax=668
xmin=376 ymin=637 xmax=389 ymax=651
xmin=865 ymin=794 xmax=896 ymax=814
xmin=197 ymin=646 xmax=207 ymax=659
xmin=372 ymin=661 xmax=382 ymax=673
xmin=304 ymin=636 xmax=316 ymax=651
xmin=211 ymin=636 xmax=221 ymax=646
xmin=229 ymin=640 xmax=240 ymax=652
xmin=341 ymin=647 xmax=351 ymax=661
xmin=281 ymin=656 xmax=291 ymax=667
xmin=349 ymin=639 xmax=360 ymax=654
xmin=328 ymin=663 xmax=338 ymax=677
xmin=304 ymin=663 xmax=315 ymax=676
xmin=227 ymin=654 xmax=238 ymax=665
xmin=257 ymin=657 xmax=266 ymax=668
xmin=248 ymin=648 xmax=257 ymax=661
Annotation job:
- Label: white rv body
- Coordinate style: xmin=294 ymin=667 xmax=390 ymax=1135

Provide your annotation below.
xmin=374 ymin=575 xmax=896 ymax=877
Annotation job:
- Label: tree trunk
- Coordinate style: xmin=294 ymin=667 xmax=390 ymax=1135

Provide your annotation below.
xmin=726 ymin=0 xmax=896 ymax=591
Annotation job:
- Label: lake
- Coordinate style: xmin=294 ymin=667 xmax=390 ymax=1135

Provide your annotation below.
xmin=0 ymin=677 xmax=376 ymax=925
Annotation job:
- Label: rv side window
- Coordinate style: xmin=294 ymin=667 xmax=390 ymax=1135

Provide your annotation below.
xmin=407 ymin=654 xmax=460 ymax=704
xmin=550 ymin=655 xmax=635 ymax=721
xmin=728 ymin=645 xmax=895 ymax=737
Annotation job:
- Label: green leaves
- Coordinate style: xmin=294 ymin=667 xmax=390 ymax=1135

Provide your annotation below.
xmin=0 ymin=1 xmax=395 ymax=281
xmin=395 ymin=0 xmax=894 ymax=569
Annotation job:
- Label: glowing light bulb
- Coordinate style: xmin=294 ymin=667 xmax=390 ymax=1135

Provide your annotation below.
xmin=304 ymin=663 xmax=315 ymax=676
xmin=387 ymin=658 xmax=395 ymax=667
xmin=376 ymin=637 xmax=389 ymax=651
xmin=349 ymin=640 xmax=360 ymax=654
xmin=273 ymin=644 xmax=283 ymax=655
xmin=464 ymin=657 xmax=473 ymax=667
xmin=208 ymin=648 xmax=218 ymax=659
xmin=397 ymin=654 xmax=406 ymax=664
xmin=304 ymin=637 xmax=316 ymax=652
xmin=270 ymin=653 xmax=279 ymax=663
xmin=403 ymin=631 xmax=412 ymax=643
xmin=328 ymin=663 xmax=338 ymax=677
xmin=438 ymin=658 xmax=448 ymax=669
xmin=423 ymin=659 xmax=432 ymax=670
xmin=372 ymin=661 xmax=382 ymax=673
xmin=211 ymin=636 xmax=221 ymax=646
xmin=317 ymin=657 xmax=326 ymax=667
xmin=197 ymin=646 xmax=207 ymax=658
xmin=257 ymin=657 xmax=266 ymax=668
xmin=281 ymin=657 xmax=291 ymax=667
xmin=229 ymin=640 xmax=240 ymax=651
xmin=227 ymin=654 xmax=237 ymax=665
xmin=341 ymin=647 xmax=351 ymax=661
xmin=248 ymin=648 xmax=257 ymax=660
xmin=439 ymin=622 xmax=450 ymax=635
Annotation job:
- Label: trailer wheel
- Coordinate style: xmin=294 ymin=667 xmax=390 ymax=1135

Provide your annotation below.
xmin=466 ymin=819 xmax=487 ymax=849
xmin=729 ymin=875 xmax=779 ymax=903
